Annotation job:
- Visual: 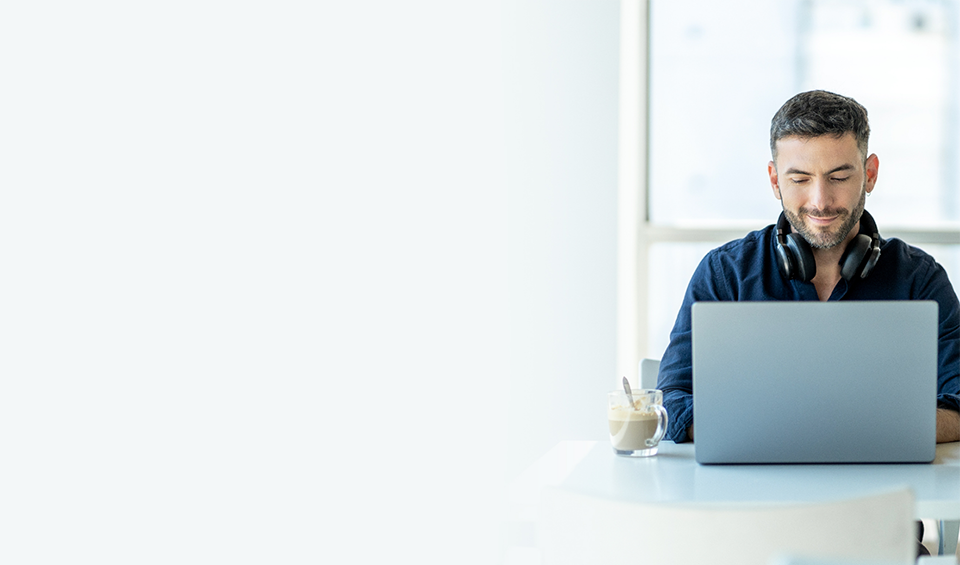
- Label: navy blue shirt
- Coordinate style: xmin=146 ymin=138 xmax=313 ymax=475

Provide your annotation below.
xmin=657 ymin=222 xmax=960 ymax=443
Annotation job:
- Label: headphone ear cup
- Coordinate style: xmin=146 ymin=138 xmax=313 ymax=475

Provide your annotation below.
xmin=775 ymin=241 xmax=794 ymax=280
xmin=860 ymin=245 xmax=880 ymax=278
xmin=784 ymin=234 xmax=816 ymax=282
xmin=839 ymin=234 xmax=872 ymax=281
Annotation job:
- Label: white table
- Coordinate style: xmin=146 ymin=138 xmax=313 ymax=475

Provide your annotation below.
xmin=507 ymin=440 xmax=960 ymax=559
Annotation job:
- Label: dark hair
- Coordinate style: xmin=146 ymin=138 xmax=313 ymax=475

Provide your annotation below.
xmin=770 ymin=90 xmax=870 ymax=163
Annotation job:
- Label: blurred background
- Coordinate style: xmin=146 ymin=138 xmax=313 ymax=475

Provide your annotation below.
xmin=646 ymin=0 xmax=960 ymax=361
xmin=1 ymin=1 xmax=957 ymax=563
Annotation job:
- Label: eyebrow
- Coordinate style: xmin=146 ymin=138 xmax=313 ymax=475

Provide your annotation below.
xmin=784 ymin=164 xmax=856 ymax=176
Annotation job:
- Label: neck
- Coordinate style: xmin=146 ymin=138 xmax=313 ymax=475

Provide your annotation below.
xmin=809 ymin=220 xmax=861 ymax=301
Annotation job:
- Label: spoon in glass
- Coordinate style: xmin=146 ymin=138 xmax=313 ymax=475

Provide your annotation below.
xmin=622 ymin=376 xmax=635 ymax=409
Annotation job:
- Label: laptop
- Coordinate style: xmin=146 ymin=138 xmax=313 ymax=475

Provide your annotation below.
xmin=691 ymin=301 xmax=938 ymax=464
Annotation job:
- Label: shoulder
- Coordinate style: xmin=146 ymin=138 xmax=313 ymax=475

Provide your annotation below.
xmin=704 ymin=225 xmax=775 ymax=265
xmin=687 ymin=225 xmax=777 ymax=300
xmin=879 ymin=237 xmax=945 ymax=277
xmin=875 ymin=237 xmax=958 ymax=302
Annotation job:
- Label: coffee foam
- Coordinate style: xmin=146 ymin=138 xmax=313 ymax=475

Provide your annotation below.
xmin=608 ymin=405 xmax=659 ymax=421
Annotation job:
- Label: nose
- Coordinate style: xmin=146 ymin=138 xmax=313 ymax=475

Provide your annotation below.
xmin=808 ymin=178 xmax=831 ymax=212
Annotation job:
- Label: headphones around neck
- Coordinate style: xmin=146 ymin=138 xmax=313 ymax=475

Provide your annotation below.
xmin=775 ymin=209 xmax=881 ymax=283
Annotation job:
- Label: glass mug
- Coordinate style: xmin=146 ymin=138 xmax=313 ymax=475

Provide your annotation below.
xmin=607 ymin=388 xmax=669 ymax=457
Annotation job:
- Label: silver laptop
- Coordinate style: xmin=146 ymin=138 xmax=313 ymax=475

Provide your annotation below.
xmin=692 ymin=301 xmax=938 ymax=464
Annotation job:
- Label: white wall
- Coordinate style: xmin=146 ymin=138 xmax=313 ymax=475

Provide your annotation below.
xmin=1 ymin=1 xmax=619 ymax=563
xmin=502 ymin=0 xmax=621 ymax=478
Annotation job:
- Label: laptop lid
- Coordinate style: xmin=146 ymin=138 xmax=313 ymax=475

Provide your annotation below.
xmin=692 ymin=301 xmax=938 ymax=464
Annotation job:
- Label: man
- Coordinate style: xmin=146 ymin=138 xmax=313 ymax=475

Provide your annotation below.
xmin=656 ymin=90 xmax=960 ymax=445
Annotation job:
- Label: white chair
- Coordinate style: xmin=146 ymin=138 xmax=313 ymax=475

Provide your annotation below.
xmin=774 ymin=557 xmax=957 ymax=565
xmin=639 ymin=357 xmax=660 ymax=389
xmin=772 ymin=557 xmax=926 ymax=565
xmin=538 ymin=487 xmax=916 ymax=565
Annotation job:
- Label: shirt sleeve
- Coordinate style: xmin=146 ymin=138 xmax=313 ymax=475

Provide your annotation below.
xmin=918 ymin=261 xmax=960 ymax=413
xmin=657 ymin=250 xmax=733 ymax=442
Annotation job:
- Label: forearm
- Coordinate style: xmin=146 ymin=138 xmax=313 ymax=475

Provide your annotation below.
xmin=936 ymin=408 xmax=960 ymax=443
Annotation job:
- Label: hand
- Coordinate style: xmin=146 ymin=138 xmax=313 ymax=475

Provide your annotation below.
xmin=936 ymin=408 xmax=960 ymax=443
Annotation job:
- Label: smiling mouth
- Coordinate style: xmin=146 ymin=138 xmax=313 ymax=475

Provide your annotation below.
xmin=802 ymin=208 xmax=846 ymax=226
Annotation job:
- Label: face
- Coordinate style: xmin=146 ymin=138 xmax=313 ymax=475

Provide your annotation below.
xmin=768 ymin=133 xmax=879 ymax=249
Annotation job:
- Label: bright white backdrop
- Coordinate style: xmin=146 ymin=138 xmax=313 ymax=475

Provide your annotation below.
xmin=0 ymin=1 xmax=620 ymax=563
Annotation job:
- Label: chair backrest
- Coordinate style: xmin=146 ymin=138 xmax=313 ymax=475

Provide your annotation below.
xmin=538 ymin=487 xmax=915 ymax=565
xmin=771 ymin=558 xmax=912 ymax=565
xmin=640 ymin=358 xmax=660 ymax=390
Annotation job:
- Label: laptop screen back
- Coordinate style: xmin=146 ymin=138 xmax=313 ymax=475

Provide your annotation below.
xmin=692 ymin=301 xmax=938 ymax=464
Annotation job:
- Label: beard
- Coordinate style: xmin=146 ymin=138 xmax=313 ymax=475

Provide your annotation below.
xmin=783 ymin=186 xmax=867 ymax=250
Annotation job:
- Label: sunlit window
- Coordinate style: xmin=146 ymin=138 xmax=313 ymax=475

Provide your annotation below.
xmin=643 ymin=0 xmax=960 ymax=358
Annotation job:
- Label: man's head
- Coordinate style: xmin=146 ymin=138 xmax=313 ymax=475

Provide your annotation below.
xmin=767 ymin=91 xmax=879 ymax=251
xmin=770 ymin=90 xmax=870 ymax=164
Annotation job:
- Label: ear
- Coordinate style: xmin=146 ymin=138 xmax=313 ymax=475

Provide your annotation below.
xmin=768 ymin=161 xmax=782 ymax=200
xmin=864 ymin=153 xmax=879 ymax=194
